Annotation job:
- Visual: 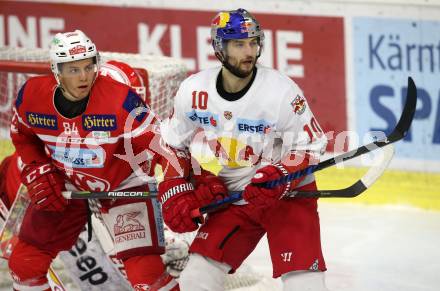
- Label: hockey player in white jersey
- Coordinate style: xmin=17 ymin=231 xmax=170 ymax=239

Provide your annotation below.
xmin=158 ymin=8 xmax=330 ymax=291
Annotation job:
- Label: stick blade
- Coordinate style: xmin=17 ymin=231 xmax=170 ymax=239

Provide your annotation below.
xmin=290 ymin=144 xmax=395 ymax=198
xmin=389 ymin=77 xmax=417 ymax=142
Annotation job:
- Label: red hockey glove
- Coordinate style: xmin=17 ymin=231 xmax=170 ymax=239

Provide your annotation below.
xmin=242 ymin=164 xmax=290 ymax=208
xmin=243 ymin=151 xmax=313 ymax=208
xmin=21 ymin=162 xmax=68 ymax=212
xmin=158 ymin=178 xmax=200 ymax=233
xmin=192 ymin=169 xmax=228 ymax=205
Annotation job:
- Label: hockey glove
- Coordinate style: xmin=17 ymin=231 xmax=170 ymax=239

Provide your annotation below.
xmin=243 ymin=164 xmax=290 ymax=208
xmin=161 ymin=226 xmax=190 ymax=278
xmin=158 ymin=178 xmax=201 ymax=233
xmin=243 ymin=151 xmax=315 ymax=208
xmin=192 ymin=169 xmax=227 ymax=205
xmin=21 ymin=162 xmax=68 ymax=212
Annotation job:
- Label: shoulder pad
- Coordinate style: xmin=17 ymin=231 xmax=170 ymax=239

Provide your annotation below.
xmin=122 ymin=89 xmax=149 ymax=122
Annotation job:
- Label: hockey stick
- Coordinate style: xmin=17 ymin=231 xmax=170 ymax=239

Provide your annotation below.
xmin=62 ymin=190 xmax=157 ymax=199
xmin=190 ymin=144 xmax=395 ymax=217
xmin=286 ymin=144 xmax=394 ymax=198
xmin=61 ymin=147 xmax=393 ymax=201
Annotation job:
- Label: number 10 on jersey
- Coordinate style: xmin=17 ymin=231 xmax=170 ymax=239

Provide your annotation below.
xmin=192 ymin=91 xmax=208 ymax=110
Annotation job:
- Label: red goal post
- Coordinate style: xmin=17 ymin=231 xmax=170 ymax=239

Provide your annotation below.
xmin=0 ymin=47 xmax=188 ymax=141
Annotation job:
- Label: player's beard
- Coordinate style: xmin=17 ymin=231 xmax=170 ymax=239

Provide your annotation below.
xmin=223 ymin=56 xmax=256 ymax=78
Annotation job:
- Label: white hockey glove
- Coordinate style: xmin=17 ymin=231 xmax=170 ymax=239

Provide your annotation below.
xmin=161 ymin=228 xmax=190 ymax=277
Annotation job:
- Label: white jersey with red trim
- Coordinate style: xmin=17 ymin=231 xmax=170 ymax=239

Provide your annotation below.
xmin=161 ymin=65 xmax=328 ymax=191
xmin=11 ymin=75 xmax=162 ymax=192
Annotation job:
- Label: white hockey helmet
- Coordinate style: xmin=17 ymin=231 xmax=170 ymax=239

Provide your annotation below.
xmin=49 ymin=30 xmax=100 ymax=76
xmin=99 ymin=60 xmax=148 ymax=102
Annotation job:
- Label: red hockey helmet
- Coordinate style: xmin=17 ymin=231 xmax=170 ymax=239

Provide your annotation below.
xmin=99 ymin=60 xmax=148 ymax=102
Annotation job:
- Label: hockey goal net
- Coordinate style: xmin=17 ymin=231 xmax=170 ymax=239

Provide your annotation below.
xmin=0 ymin=47 xmax=278 ymax=290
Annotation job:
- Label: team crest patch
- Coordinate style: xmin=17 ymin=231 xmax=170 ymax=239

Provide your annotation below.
xmin=291 ymin=95 xmax=307 ymax=115
xmin=224 ymin=111 xmax=233 ymax=120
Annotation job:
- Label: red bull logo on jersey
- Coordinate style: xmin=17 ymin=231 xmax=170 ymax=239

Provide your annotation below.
xmin=26 ymin=112 xmax=58 ymax=130
xmin=237 ymin=118 xmax=272 ymax=134
xmin=187 ymin=110 xmax=219 ymax=128
xmin=82 ymin=114 xmax=117 ymax=131
xmin=291 ymin=95 xmax=307 ymax=115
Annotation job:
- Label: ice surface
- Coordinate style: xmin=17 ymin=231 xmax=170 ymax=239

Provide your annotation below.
xmin=1 ymin=202 xmax=439 ymax=290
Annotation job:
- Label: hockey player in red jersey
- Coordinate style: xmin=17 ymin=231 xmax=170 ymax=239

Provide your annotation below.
xmin=0 ymin=152 xmax=191 ymax=291
xmin=7 ymin=30 xmax=186 ymax=291
xmin=159 ymin=8 xmax=330 ymax=290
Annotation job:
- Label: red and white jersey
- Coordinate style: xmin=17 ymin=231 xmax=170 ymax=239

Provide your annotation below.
xmin=161 ymin=65 xmax=328 ymax=191
xmin=11 ymin=75 xmax=163 ymax=192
